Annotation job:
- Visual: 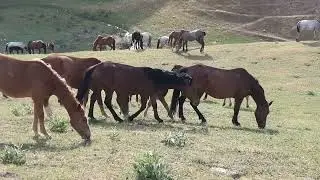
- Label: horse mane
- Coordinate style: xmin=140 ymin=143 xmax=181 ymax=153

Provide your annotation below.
xmin=143 ymin=67 xmax=189 ymax=86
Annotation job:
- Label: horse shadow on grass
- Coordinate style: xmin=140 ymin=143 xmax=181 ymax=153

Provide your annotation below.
xmin=301 ymin=41 xmax=320 ymax=47
xmin=176 ymin=51 xmax=213 ymax=61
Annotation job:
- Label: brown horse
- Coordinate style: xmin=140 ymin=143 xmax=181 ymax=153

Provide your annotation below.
xmin=168 ymin=31 xmax=183 ymax=48
xmin=170 ymin=64 xmax=273 ymax=129
xmin=131 ymin=31 xmax=143 ymax=50
xmin=76 ymin=62 xmax=192 ymax=122
xmin=27 ymin=40 xmax=47 ymax=54
xmin=93 ymin=35 xmax=116 ymax=51
xmin=47 ymin=42 xmax=55 ymax=52
xmin=0 ymin=54 xmax=91 ymax=143
xmin=41 ymin=54 xmax=108 ymax=119
xmin=203 ymin=93 xmax=250 ymax=108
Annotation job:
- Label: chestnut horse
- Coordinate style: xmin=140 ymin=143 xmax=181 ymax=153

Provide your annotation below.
xmin=0 ymin=54 xmax=91 ymax=143
xmin=76 ymin=62 xmax=192 ymax=122
xmin=131 ymin=31 xmax=143 ymax=50
xmin=27 ymin=40 xmax=47 ymax=54
xmin=93 ymin=35 xmax=116 ymax=51
xmin=170 ymin=64 xmax=273 ymax=129
xmin=41 ymin=54 xmax=108 ymax=119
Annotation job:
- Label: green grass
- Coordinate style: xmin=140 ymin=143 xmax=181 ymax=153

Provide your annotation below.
xmin=0 ymin=41 xmax=319 ymax=179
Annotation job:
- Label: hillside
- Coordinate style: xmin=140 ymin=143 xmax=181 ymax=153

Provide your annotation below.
xmin=0 ymin=0 xmax=319 ymax=52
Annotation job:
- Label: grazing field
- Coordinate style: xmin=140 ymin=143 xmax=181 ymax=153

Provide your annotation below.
xmin=0 ymin=41 xmax=320 ymax=179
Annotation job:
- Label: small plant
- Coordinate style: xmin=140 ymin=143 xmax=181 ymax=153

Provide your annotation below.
xmin=10 ymin=103 xmax=33 ymax=116
xmin=307 ymin=91 xmax=316 ymax=96
xmin=49 ymin=115 xmax=68 ymax=133
xmin=1 ymin=144 xmax=26 ymax=165
xmin=109 ymin=126 xmax=120 ymax=141
xmin=163 ymin=131 xmax=187 ymax=147
xmin=133 ymin=151 xmax=173 ymax=180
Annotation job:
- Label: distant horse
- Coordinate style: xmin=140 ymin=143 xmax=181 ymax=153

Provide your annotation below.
xmin=132 ymin=31 xmax=143 ymax=50
xmin=157 ymin=36 xmax=169 ymax=49
xmin=176 ymin=29 xmax=206 ymax=53
xmin=76 ymin=62 xmax=192 ymax=122
xmin=296 ymin=20 xmax=320 ymax=42
xmin=27 ymin=40 xmax=47 ymax=54
xmin=170 ymin=64 xmax=273 ymax=129
xmin=47 ymin=42 xmax=55 ymax=52
xmin=0 ymin=54 xmax=91 ymax=144
xmin=118 ymin=32 xmax=132 ymax=50
xmin=203 ymin=93 xmax=250 ymax=108
xmin=141 ymin=32 xmax=152 ymax=48
xmin=93 ymin=35 xmax=116 ymax=51
xmin=41 ymin=54 xmax=108 ymax=119
xmin=5 ymin=42 xmax=27 ymax=54
xmin=168 ymin=31 xmax=182 ymax=48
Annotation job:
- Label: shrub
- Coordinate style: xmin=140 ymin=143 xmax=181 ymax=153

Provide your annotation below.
xmin=109 ymin=126 xmax=120 ymax=141
xmin=10 ymin=103 xmax=33 ymax=116
xmin=1 ymin=144 xmax=26 ymax=165
xmin=49 ymin=115 xmax=68 ymax=133
xmin=133 ymin=151 xmax=173 ymax=180
xmin=163 ymin=131 xmax=187 ymax=147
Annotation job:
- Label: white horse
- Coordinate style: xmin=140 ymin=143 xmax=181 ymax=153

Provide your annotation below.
xmin=157 ymin=36 xmax=169 ymax=49
xmin=5 ymin=42 xmax=27 ymax=54
xmin=296 ymin=20 xmax=320 ymax=42
xmin=141 ymin=32 xmax=152 ymax=48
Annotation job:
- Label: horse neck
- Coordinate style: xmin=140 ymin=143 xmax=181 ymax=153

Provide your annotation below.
xmin=250 ymin=82 xmax=268 ymax=108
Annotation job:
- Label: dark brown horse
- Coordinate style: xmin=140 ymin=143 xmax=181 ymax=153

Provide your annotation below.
xmin=168 ymin=31 xmax=182 ymax=48
xmin=76 ymin=62 xmax=192 ymax=122
xmin=0 ymin=54 xmax=91 ymax=143
xmin=27 ymin=40 xmax=47 ymax=54
xmin=170 ymin=64 xmax=273 ymax=129
xmin=93 ymin=35 xmax=116 ymax=51
xmin=41 ymin=54 xmax=108 ymax=119
xmin=131 ymin=31 xmax=143 ymax=50
xmin=47 ymin=42 xmax=55 ymax=52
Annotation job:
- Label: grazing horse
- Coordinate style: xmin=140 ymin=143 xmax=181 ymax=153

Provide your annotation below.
xmin=5 ymin=42 xmax=27 ymax=54
xmin=296 ymin=20 xmax=320 ymax=42
xmin=47 ymin=42 xmax=55 ymax=52
xmin=141 ymin=32 xmax=152 ymax=48
xmin=203 ymin=93 xmax=250 ymax=108
xmin=41 ymin=54 xmax=108 ymax=119
xmin=132 ymin=31 xmax=143 ymax=50
xmin=93 ymin=35 xmax=116 ymax=51
xmin=168 ymin=31 xmax=182 ymax=48
xmin=27 ymin=40 xmax=47 ymax=54
xmin=176 ymin=29 xmax=206 ymax=53
xmin=0 ymin=54 xmax=91 ymax=143
xmin=76 ymin=62 xmax=192 ymax=122
xmin=157 ymin=36 xmax=169 ymax=49
xmin=170 ymin=64 xmax=273 ymax=129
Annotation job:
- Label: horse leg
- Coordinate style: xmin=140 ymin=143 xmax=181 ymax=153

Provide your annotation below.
xmin=104 ymin=90 xmax=123 ymax=122
xmin=185 ymin=41 xmax=188 ymax=52
xmin=203 ymin=93 xmax=208 ymax=100
xmin=150 ymin=96 xmax=163 ymax=123
xmin=143 ymin=98 xmax=152 ymax=117
xmin=43 ymin=97 xmax=53 ymax=118
xmin=34 ymin=99 xmax=50 ymax=138
xmin=229 ymin=98 xmax=232 ymax=107
xmin=222 ymin=98 xmax=226 ymax=106
xmin=190 ymin=103 xmax=206 ymax=124
xmin=38 ymin=48 xmax=41 ymax=54
xmin=116 ymin=94 xmax=129 ymax=121
xmin=158 ymin=96 xmax=173 ymax=120
xmin=97 ymin=90 xmax=109 ymax=118
xmin=178 ymin=95 xmax=187 ymax=122
xmin=128 ymin=95 xmax=148 ymax=121
xmin=296 ymin=32 xmax=300 ymax=42
xmin=32 ymin=101 xmax=40 ymax=138
xmin=200 ymin=39 xmax=204 ymax=53
xmin=88 ymin=91 xmax=98 ymax=119
xmin=232 ymin=97 xmax=244 ymax=127
xmin=246 ymin=96 xmax=249 ymax=108
xmin=135 ymin=94 xmax=139 ymax=104
xmin=83 ymin=91 xmax=89 ymax=108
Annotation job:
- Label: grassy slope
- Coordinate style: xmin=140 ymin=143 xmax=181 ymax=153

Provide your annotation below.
xmin=0 ymin=42 xmax=320 ymax=179
xmin=0 ymin=0 xmax=259 ymax=53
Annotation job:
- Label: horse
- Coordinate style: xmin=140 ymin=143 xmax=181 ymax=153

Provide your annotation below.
xmin=93 ymin=35 xmax=116 ymax=51
xmin=41 ymin=54 xmax=109 ymax=119
xmin=27 ymin=40 xmax=47 ymax=54
xmin=168 ymin=31 xmax=182 ymax=48
xmin=176 ymin=29 xmax=206 ymax=53
xmin=202 ymin=93 xmax=250 ymax=108
xmin=132 ymin=31 xmax=143 ymax=50
xmin=0 ymin=54 xmax=91 ymax=144
xmin=141 ymin=32 xmax=152 ymax=48
xmin=76 ymin=62 xmax=192 ymax=122
xmin=5 ymin=42 xmax=27 ymax=54
xmin=295 ymin=20 xmax=320 ymax=42
xmin=157 ymin=36 xmax=169 ymax=49
xmin=169 ymin=64 xmax=273 ymax=129
xmin=47 ymin=42 xmax=55 ymax=52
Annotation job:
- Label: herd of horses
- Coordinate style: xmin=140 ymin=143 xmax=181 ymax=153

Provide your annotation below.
xmin=0 ymin=51 xmax=273 ymax=145
xmin=5 ymin=40 xmax=54 ymax=54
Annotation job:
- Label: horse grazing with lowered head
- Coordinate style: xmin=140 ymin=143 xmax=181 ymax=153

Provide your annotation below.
xmin=0 ymin=54 xmax=91 ymax=144
xmin=93 ymin=35 xmax=116 ymax=51
xmin=27 ymin=40 xmax=47 ymax=54
xmin=170 ymin=64 xmax=273 ymax=129
xmin=5 ymin=42 xmax=27 ymax=54
xmin=76 ymin=62 xmax=192 ymax=123
xmin=47 ymin=42 xmax=55 ymax=52
xmin=295 ymin=20 xmax=320 ymax=42
xmin=132 ymin=31 xmax=143 ymax=50
xmin=176 ymin=29 xmax=206 ymax=53
xmin=41 ymin=54 xmax=109 ymax=119
xmin=157 ymin=36 xmax=169 ymax=49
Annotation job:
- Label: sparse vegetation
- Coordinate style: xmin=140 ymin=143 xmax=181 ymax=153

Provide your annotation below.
xmin=1 ymin=144 xmax=26 ymax=165
xmin=49 ymin=115 xmax=68 ymax=133
xmin=163 ymin=131 xmax=187 ymax=147
xmin=10 ymin=103 xmax=33 ymax=117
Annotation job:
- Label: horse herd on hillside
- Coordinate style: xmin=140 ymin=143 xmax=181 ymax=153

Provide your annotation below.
xmin=5 ymin=40 xmax=55 ymax=54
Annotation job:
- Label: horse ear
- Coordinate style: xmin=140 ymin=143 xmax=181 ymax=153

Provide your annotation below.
xmin=269 ymin=101 xmax=273 ymax=106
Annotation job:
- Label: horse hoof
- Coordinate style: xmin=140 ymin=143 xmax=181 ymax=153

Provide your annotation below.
xmin=200 ymin=121 xmax=207 ymax=126
xmin=232 ymin=121 xmax=241 ymax=127
xmin=157 ymin=119 xmax=164 ymax=123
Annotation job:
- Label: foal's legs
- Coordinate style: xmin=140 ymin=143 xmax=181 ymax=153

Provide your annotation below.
xmin=104 ymin=90 xmax=123 ymax=122
xmin=232 ymin=97 xmax=244 ymax=127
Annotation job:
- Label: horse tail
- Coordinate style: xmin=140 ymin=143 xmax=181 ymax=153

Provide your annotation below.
xmin=76 ymin=63 xmax=101 ymax=103
xmin=170 ymin=89 xmax=181 ymax=116
xmin=157 ymin=38 xmax=160 ymax=49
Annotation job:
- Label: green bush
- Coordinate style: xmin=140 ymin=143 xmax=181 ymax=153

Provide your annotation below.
xmin=49 ymin=115 xmax=68 ymax=133
xmin=133 ymin=151 xmax=173 ymax=180
xmin=1 ymin=144 xmax=26 ymax=165
xmin=163 ymin=131 xmax=187 ymax=147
